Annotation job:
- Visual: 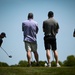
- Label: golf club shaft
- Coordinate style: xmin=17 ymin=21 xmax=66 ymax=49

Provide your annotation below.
xmin=0 ymin=47 xmax=9 ymax=56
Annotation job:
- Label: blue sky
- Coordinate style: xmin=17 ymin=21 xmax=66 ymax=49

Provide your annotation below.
xmin=0 ymin=0 xmax=75 ymax=65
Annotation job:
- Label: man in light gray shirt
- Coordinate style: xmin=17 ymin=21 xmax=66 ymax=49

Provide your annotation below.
xmin=22 ymin=13 xmax=39 ymax=66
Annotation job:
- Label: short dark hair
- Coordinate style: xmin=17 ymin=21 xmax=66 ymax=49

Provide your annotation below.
xmin=1 ymin=32 xmax=6 ymax=37
xmin=28 ymin=13 xmax=33 ymax=19
xmin=48 ymin=11 xmax=54 ymax=18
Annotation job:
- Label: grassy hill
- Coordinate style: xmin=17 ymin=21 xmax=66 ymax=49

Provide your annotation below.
xmin=0 ymin=67 xmax=75 ymax=75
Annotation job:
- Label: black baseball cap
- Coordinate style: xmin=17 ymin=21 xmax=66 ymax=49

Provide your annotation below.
xmin=1 ymin=32 xmax=6 ymax=37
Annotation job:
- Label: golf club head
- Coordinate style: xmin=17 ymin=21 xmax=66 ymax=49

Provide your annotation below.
xmin=9 ymin=55 xmax=12 ymax=58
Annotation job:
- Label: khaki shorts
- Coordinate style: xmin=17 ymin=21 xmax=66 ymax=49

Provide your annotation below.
xmin=24 ymin=41 xmax=37 ymax=52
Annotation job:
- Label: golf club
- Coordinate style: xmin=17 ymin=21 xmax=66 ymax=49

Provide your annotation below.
xmin=0 ymin=47 xmax=12 ymax=58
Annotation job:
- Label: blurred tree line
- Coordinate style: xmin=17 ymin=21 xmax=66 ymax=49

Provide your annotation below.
xmin=0 ymin=55 xmax=75 ymax=67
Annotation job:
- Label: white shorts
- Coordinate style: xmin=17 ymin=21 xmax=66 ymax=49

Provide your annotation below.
xmin=24 ymin=41 xmax=37 ymax=52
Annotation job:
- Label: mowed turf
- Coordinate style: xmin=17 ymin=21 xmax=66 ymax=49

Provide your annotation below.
xmin=0 ymin=67 xmax=75 ymax=75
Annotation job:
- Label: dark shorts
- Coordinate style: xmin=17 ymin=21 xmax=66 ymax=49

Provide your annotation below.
xmin=44 ymin=35 xmax=57 ymax=50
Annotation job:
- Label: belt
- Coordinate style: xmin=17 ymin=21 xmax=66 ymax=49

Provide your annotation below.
xmin=45 ymin=33 xmax=52 ymax=36
xmin=45 ymin=34 xmax=55 ymax=37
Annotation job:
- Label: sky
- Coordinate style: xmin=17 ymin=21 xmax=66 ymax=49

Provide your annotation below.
xmin=0 ymin=0 xmax=75 ymax=65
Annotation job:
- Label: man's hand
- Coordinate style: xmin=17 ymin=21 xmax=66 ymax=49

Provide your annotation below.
xmin=73 ymin=29 xmax=75 ymax=37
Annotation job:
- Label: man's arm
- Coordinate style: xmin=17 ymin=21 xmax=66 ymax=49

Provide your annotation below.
xmin=73 ymin=29 xmax=75 ymax=37
xmin=22 ymin=23 xmax=24 ymax=31
xmin=56 ymin=23 xmax=59 ymax=33
xmin=36 ymin=25 xmax=39 ymax=34
xmin=43 ymin=21 xmax=45 ymax=32
xmin=0 ymin=39 xmax=3 ymax=47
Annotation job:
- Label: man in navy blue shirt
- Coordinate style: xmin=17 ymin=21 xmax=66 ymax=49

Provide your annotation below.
xmin=22 ymin=13 xmax=39 ymax=66
xmin=0 ymin=32 xmax=6 ymax=47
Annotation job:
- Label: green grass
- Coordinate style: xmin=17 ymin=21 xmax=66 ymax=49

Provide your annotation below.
xmin=0 ymin=67 xmax=75 ymax=75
